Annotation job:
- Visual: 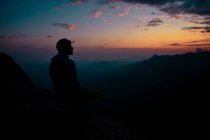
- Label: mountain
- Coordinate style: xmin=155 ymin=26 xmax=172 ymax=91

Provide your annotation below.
xmin=1 ymin=51 xmax=209 ymax=139
xmin=94 ymin=51 xmax=210 ymax=95
xmin=0 ymin=52 xmax=142 ymax=140
xmin=93 ymin=51 xmax=210 ymax=140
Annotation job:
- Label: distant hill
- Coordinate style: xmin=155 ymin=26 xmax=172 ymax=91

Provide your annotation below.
xmin=93 ymin=51 xmax=210 ymax=96
xmin=93 ymin=51 xmax=210 ymax=140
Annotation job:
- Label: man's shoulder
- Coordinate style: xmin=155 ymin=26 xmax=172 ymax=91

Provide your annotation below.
xmin=51 ymin=55 xmax=75 ymax=65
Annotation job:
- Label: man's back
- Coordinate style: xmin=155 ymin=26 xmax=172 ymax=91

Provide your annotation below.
xmin=50 ymin=54 xmax=80 ymax=96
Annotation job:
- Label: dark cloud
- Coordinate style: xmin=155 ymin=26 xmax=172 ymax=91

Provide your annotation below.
xmin=195 ymin=48 xmax=206 ymax=52
xmin=100 ymin=0 xmax=178 ymax=5
xmin=99 ymin=0 xmax=122 ymax=5
xmin=0 ymin=34 xmax=26 ymax=39
xmin=182 ymin=26 xmax=210 ymax=30
xmin=47 ymin=35 xmax=55 ymax=38
xmin=190 ymin=20 xmax=210 ymax=25
xmin=186 ymin=15 xmax=210 ymax=25
xmin=146 ymin=18 xmax=164 ymax=27
xmin=170 ymin=38 xmax=210 ymax=47
xmin=201 ymin=29 xmax=210 ymax=33
xmin=185 ymin=43 xmax=210 ymax=46
xmin=182 ymin=26 xmax=210 ymax=33
xmin=169 ymin=43 xmax=210 ymax=47
xmin=170 ymin=43 xmax=182 ymax=46
xmin=170 ymin=43 xmax=210 ymax=47
xmin=185 ymin=39 xmax=210 ymax=44
xmin=100 ymin=0 xmax=210 ymax=16
xmin=201 ymin=21 xmax=210 ymax=25
xmin=125 ymin=0 xmax=210 ymax=16
xmin=66 ymin=0 xmax=89 ymax=5
xmin=52 ymin=23 xmax=77 ymax=30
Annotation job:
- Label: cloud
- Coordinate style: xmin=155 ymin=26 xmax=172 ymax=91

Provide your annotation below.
xmin=182 ymin=26 xmax=210 ymax=30
xmin=146 ymin=18 xmax=164 ymax=26
xmin=170 ymin=38 xmax=210 ymax=47
xmin=100 ymin=0 xmax=173 ymax=5
xmin=185 ymin=16 xmax=210 ymax=32
xmin=99 ymin=0 xmax=121 ymax=5
xmin=170 ymin=15 xmax=182 ymax=19
xmin=189 ymin=18 xmax=210 ymax=25
xmin=109 ymin=5 xmax=120 ymax=9
xmin=201 ymin=29 xmax=210 ymax=33
xmin=170 ymin=43 xmax=182 ymax=46
xmin=185 ymin=39 xmax=210 ymax=44
xmin=46 ymin=35 xmax=55 ymax=38
xmin=114 ymin=11 xmax=128 ymax=16
xmin=186 ymin=43 xmax=210 ymax=46
xmin=170 ymin=43 xmax=210 ymax=47
xmin=52 ymin=23 xmax=77 ymax=30
xmin=182 ymin=26 xmax=210 ymax=33
xmin=71 ymin=0 xmax=83 ymax=5
xmin=195 ymin=48 xmax=206 ymax=53
xmin=100 ymin=0 xmax=210 ymax=16
xmin=0 ymin=34 xmax=26 ymax=39
xmin=66 ymin=0 xmax=89 ymax=5
xmin=91 ymin=9 xmax=103 ymax=18
xmin=201 ymin=21 xmax=210 ymax=25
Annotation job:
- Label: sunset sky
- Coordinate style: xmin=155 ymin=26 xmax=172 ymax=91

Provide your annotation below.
xmin=0 ymin=0 xmax=210 ymax=61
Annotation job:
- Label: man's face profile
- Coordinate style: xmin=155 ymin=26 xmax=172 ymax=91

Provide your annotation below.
xmin=56 ymin=39 xmax=74 ymax=55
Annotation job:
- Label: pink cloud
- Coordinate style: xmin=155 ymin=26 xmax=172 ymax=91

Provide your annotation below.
xmin=71 ymin=0 xmax=83 ymax=5
xmin=109 ymin=6 xmax=120 ymax=9
xmin=170 ymin=15 xmax=182 ymax=19
xmin=115 ymin=11 xmax=128 ymax=16
xmin=52 ymin=23 xmax=77 ymax=30
xmin=66 ymin=24 xmax=77 ymax=30
xmin=91 ymin=9 xmax=102 ymax=18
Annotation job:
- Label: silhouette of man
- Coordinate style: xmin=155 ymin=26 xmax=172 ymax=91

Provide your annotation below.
xmin=50 ymin=38 xmax=100 ymax=102
xmin=50 ymin=38 xmax=90 ymax=138
xmin=50 ymin=38 xmax=81 ymax=97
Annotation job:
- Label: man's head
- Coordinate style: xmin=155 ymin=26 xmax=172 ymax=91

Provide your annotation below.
xmin=56 ymin=38 xmax=75 ymax=55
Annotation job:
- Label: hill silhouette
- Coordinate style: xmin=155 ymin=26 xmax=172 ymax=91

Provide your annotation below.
xmin=92 ymin=51 xmax=210 ymax=95
xmin=0 ymin=52 xmax=142 ymax=140
xmin=1 ymin=51 xmax=209 ymax=139
xmin=93 ymin=51 xmax=210 ymax=140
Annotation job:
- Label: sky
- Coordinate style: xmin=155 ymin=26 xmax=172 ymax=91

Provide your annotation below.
xmin=0 ymin=0 xmax=210 ymax=61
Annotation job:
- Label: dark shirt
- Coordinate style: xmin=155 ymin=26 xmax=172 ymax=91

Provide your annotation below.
xmin=50 ymin=54 xmax=80 ymax=96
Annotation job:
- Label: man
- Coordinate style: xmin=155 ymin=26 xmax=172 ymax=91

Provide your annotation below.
xmin=50 ymin=38 xmax=101 ymax=101
xmin=50 ymin=38 xmax=80 ymax=98
xmin=50 ymin=38 xmax=90 ymax=138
